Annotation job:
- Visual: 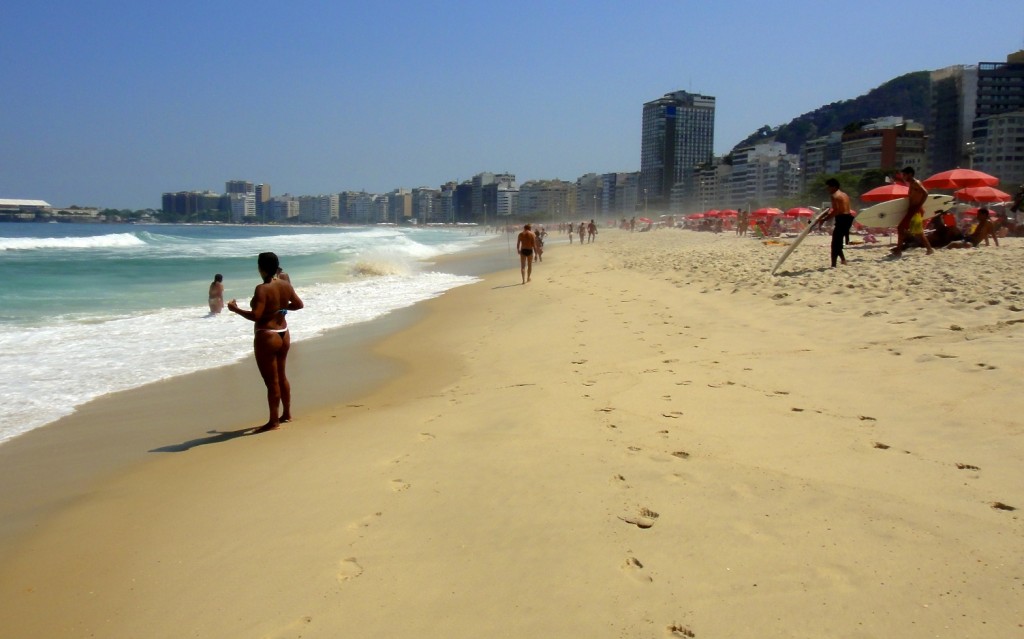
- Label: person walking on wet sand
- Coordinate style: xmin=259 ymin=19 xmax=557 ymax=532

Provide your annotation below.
xmin=578 ymin=222 xmax=585 ymax=244
xmin=516 ymin=224 xmax=537 ymax=284
xmin=228 ymin=252 xmax=304 ymax=433
xmin=819 ymin=178 xmax=855 ymax=268
xmin=587 ymin=219 xmax=597 ymax=243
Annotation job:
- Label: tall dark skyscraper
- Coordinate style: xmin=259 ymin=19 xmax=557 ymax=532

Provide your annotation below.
xmin=640 ymin=90 xmax=715 ymax=211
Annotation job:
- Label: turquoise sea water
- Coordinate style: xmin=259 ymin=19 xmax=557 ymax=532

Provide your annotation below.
xmin=0 ymin=223 xmax=487 ymax=444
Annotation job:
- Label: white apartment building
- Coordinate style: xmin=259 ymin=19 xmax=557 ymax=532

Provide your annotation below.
xmin=229 ymin=193 xmax=256 ymax=222
xmin=974 ymin=110 xmax=1024 ymax=189
xmin=298 ymin=194 xmax=339 ymax=224
xmin=265 ymin=197 xmax=299 ymax=222
xmin=729 ymin=142 xmax=800 ymax=208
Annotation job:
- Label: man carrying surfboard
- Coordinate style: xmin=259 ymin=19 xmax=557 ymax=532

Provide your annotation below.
xmin=892 ymin=167 xmax=933 ymax=256
xmin=818 ymin=178 xmax=854 ymax=267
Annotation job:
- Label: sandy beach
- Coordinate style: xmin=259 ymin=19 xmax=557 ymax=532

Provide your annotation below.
xmin=1 ymin=227 xmax=1022 ymax=638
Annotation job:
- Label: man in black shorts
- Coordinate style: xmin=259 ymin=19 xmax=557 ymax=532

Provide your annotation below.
xmin=516 ymin=224 xmax=537 ymax=284
xmin=819 ymin=178 xmax=854 ymax=267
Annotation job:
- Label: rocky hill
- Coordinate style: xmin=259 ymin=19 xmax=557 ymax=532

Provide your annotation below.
xmin=730 ymin=71 xmax=931 ymax=155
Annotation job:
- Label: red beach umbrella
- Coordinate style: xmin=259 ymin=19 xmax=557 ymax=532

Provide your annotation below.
xmin=784 ymin=207 xmax=815 ymax=218
xmin=703 ymin=209 xmax=722 ymax=217
xmin=922 ymin=168 xmax=999 ymax=189
xmin=752 ymin=207 xmax=783 ymax=218
xmin=953 ymin=186 xmax=1011 ymax=202
xmin=687 ymin=213 xmax=704 ymax=220
xmin=638 ymin=216 xmax=653 ymax=224
xmin=718 ymin=209 xmax=739 ymax=217
xmin=860 ymin=184 xmax=909 ymax=202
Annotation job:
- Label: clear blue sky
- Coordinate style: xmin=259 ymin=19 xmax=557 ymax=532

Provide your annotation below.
xmin=3 ymin=0 xmax=1022 ymax=209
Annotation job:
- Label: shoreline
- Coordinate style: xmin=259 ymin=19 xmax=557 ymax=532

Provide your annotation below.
xmin=0 ymin=236 xmax=508 ymax=549
xmin=1 ymin=229 xmax=1021 ymax=637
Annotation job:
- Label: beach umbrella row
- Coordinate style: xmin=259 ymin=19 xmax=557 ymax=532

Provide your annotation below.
xmin=784 ymin=207 xmax=815 ymax=218
xmin=859 ymin=169 xmax=1004 ymax=204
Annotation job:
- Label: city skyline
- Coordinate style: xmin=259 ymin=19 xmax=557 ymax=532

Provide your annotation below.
xmin=3 ymin=1 xmax=1022 ymax=209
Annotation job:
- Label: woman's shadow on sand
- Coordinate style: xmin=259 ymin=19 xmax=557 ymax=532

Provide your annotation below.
xmin=150 ymin=428 xmax=252 ymax=452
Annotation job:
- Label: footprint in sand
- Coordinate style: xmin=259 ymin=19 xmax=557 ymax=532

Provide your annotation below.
xmin=419 ymin=432 xmax=435 ymax=441
xmin=666 ymin=624 xmax=696 ymax=637
xmin=391 ymin=479 xmax=411 ymax=492
xmin=338 ymin=557 xmax=363 ymax=582
xmin=347 ymin=512 xmax=382 ymax=531
xmin=274 ymin=615 xmax=314 ymax=636
xmin=623 ymin=556 xmax=652 ymax=583
xmin=956 ymin=462 xmax=980 ymax=471
xmin=619 ymin=507 xmax=660 ymax=529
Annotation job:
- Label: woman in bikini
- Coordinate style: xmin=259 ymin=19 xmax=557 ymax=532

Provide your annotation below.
xmin=228 ymin=252 xmax=304 ymax=433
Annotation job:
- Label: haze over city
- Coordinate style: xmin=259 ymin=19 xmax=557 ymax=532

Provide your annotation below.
xmin=3 ymin=0 xmax=1023 ymax=209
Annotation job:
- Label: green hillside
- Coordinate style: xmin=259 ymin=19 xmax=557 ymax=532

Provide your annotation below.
xmin=730 ymin=71 xmax=931 ymax=154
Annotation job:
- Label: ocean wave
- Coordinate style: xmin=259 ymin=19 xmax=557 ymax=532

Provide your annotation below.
xmin=0 ymin=271 xmax=478 ymax=446
xmin=0 ymin=233 xmax=148 ymax=251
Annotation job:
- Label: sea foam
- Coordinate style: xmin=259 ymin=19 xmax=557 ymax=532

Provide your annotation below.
xmin=0 ymin=270 xmax=478 ymax=445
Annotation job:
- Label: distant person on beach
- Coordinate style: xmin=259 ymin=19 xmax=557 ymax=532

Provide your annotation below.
xmin=516 ymin=224 xmax=537 ymax=284
xmin=819 ymin=178 xmax=854 ymax=267
xmin=568 ymin=222 xmax=574 ymax=244
xmin=578 ymin=222 xmax=585 ymax=244
xmin=535 ymin=225 xmax=546 ymax=262
xmin=227 ymin=252 xmax=304 ymax=433
xmin=947 ymin=208 xmax=1000 ymax=249
xmin=587 ymin=219 xmax=597 ymax=243
xmin=893 ymin=167 xmax=933 ymax=256
xmin=208 ymin=274 xmax=224 ymax=314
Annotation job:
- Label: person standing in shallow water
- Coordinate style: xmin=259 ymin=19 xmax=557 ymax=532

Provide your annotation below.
xmin=228 ymin=252 xmax=304 ymax=433
xmin=208 ymin=274 xmax=224 ymax=314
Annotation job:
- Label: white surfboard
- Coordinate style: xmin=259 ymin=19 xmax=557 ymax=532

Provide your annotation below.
xmin=771 ymin=209 xmax=830 ymax=275
xmin=855 ymin=194 xmax=953 ymax=228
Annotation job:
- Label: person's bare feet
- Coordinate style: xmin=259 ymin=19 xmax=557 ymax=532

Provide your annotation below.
xmin=252 ymin=422 xmax=280 ymax=434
